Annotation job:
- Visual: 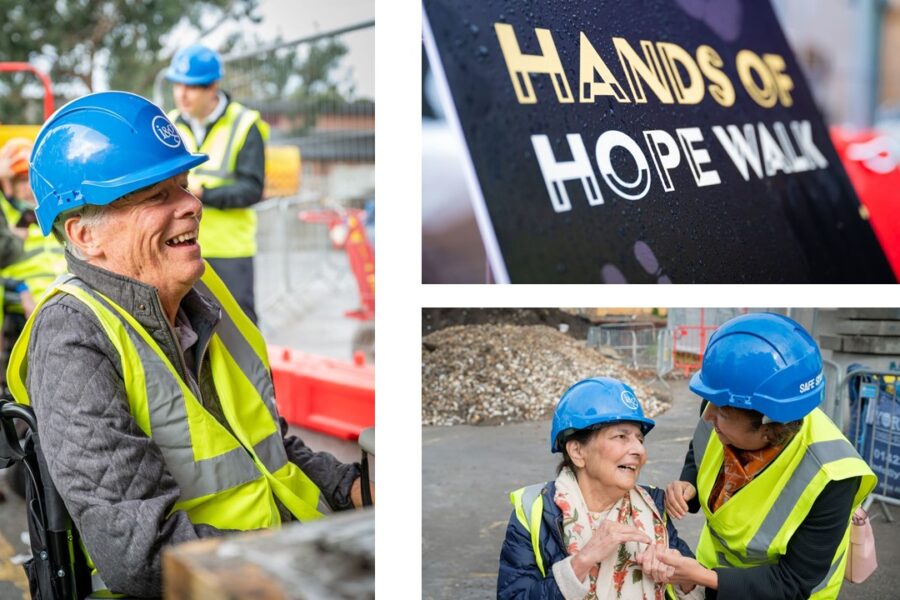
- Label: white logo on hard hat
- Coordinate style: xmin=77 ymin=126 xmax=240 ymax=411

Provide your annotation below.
xmin=621 ymin=390 xmax=639 ymax=410
xmin=176 ymin=55 xmax=191 ymax=75
xmin=152 ymin=115 xmax=182 ymax=149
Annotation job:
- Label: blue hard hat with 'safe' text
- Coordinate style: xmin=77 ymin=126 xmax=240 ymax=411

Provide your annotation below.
xmin=689 ymin=312 xmax=824 ymax=423
xmin=550 ymin=377 xmax=655 ymax=453
xmin=165 ymin=44 xmax=224 ymax=85
xmin=30 ymin=91 xmax=209 ymax=235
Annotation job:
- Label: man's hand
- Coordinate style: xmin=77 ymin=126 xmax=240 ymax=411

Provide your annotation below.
xmin=570 ymin=520 xmax=652 ymax=581
xmin=665 ymin=480 xmax=697 ymax=519
xmin=350 ymin=476 xmax=375 ymax=508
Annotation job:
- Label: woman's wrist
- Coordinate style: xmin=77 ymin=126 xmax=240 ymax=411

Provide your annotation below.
xmin=570 ymin=553 xmax=594 ymax=582
xmin=695 ymin=564 xmax=718 ymax=589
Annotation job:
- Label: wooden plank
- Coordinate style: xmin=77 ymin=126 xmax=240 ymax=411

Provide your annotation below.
xmin=163 ymin=509 xmax=374 ymax=600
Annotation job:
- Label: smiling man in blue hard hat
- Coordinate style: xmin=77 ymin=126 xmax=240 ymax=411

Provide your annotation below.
xmin=6 ymin=91 xmax=368 ymax=598
xmin=165 ymin=43 xmax=266 ymax=324
xmin=659 ymin=313 xmax=876 ymax=599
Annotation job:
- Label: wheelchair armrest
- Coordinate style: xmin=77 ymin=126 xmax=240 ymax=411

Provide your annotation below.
xmin=0 ymin=399 xmax=35 ymax=466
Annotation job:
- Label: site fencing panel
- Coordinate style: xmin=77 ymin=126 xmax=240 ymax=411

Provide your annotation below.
xmin=587 ymin=322 xmax=658 ymax=370
xmin=844 ymin=368 xmax=900 ymax=517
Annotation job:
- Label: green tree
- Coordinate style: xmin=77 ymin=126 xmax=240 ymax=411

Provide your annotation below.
xmin=0 ymin=0 xmax=260 ymax=123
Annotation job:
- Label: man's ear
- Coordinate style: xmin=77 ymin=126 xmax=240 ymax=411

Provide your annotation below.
xmin=64 ymin=215 xmax=104 ymax=259
xmin=566 ymin=439 xmax=587 ymax=469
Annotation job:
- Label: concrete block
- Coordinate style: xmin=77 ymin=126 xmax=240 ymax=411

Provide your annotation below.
xmin=838 ymin=309 xmax=900 ymax=320
xmin=839 ymin=336 xmax=900 ymax=355
xmin=835 ymin=320 xmax=900 ymax=336
xmin=819 ymin=335 xmax=844 ymax=351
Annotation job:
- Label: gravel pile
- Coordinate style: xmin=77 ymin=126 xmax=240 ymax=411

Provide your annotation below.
xmin=423 ymin=324 xmax=670 ymax=426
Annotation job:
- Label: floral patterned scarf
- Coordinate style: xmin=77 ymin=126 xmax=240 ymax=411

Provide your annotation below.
xmin=554 ymin=466 xmax=666 ymax=600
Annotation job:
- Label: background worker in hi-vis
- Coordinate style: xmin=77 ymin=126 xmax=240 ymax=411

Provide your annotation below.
xmin=660 ymin=313 xmax=876 ymax=599
xmin=165 ymin=44 xmax=266 ymax=324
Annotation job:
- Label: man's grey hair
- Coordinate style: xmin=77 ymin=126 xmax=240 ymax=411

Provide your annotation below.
xmin=52 ymin=204 xmax=110 ymax=260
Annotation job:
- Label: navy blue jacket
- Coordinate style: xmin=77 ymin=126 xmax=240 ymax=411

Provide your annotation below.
xmin=497 ymin=482 xmax=694 ymax=600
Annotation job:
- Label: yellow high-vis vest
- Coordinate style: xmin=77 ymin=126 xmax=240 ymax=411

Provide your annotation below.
xmin=0 ymin=196 xmax=66 ymax=302
xmin=692 ymin=407 xmax=876 ymax=599
xmin=169 ymin=102 xmax=269 ymax=259
xmin=7 ymin=262 xmax=327 ymax=532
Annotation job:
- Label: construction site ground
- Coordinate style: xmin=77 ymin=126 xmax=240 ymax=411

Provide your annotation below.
xmin=0 ymin=246 xmax=366 ymax=599
xmin=422 ymin=379 xmax=900 ymax=600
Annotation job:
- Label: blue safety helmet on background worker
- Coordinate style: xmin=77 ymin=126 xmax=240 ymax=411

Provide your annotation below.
xmin=689 ymin=312 xmax=825 ymax=422
xmin=165 ymin=44 xmax=224 ymax=86
xmin=550 ymin=376 xmax=655 ymax=453
xmin=30 ymin=91 xmax=208 ymax=234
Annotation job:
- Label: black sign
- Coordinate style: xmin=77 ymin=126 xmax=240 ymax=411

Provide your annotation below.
xmin=423 ymin=0 xmax=895 ymax=283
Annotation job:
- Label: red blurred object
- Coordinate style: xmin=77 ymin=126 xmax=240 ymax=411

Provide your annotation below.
xmin=269 ymin=345 xmax=374 ymax=440
xmin=0 ymin=63 xmax=54 ymax=119
xmin=831 ymin=127 xmax=900 ymax=280
xmin=298 ymin=208 xmax=375 ymax=321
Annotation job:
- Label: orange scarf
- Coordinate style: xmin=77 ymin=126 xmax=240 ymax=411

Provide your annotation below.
xmin=709 ymin=442 xmax=784 ymax=512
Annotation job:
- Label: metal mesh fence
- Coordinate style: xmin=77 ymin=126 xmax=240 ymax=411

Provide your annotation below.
xmin=844 ymin=368 xmax=900 ymax=510
xmin=154 ymin=20 xmax=375 ymax=204
xmin=153 ymin=22 xmax=375 ymax=347
xmin=587 ymin=322 xmax=660 ymax=370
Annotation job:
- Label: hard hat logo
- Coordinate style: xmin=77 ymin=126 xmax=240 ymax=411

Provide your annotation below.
xmin=175 ymin=55 xmax=191 ymax=75
xmin=152 ymin=116 xmax=182 ymax=149
xmin=620 ymin=389 xmax=639 ymax=410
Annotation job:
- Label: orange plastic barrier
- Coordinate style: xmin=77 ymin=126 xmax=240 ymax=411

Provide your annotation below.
xmin=268 ymin=345 xmax=375 ymax=440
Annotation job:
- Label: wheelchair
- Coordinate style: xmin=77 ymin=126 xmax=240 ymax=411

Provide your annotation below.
xmin=0 ymin=399 xmax=92 ymax=599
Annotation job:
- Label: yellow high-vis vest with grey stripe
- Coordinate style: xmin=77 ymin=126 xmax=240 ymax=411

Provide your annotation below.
xmin=169 ymin=102 xmax=270 ymax=258
xmin=0 ymin=196 xmax=66 ymax=302
xmin=692 ymin=407 xmax=876 ymax=599
xmin=7 ymin=263 xmax=326 ymax=533
xmin=509 ymin=484 xmax=678 ymax=599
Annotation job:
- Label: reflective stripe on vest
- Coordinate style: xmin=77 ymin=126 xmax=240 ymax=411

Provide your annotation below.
xmin=170 ymin=103 xmax=269 ymax=258
xmin=692 ymin=407 xmax=877 ymax=599
xmin=7 ymin=262 xmax=328 ymax=534
xmin=510 ymin=483 xmax=547 ymax=577
xmin=0 ymin=197 xmax=66 ymax=300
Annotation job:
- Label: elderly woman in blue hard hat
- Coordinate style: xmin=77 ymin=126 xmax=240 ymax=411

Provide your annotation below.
xmin=658 ymin=313 xmax=876 ymax=599
xmin=498 ymin=377 xmax=701 ymax=600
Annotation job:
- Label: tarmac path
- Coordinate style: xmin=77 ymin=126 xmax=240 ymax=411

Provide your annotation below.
xmin=423 ymin=379 xmax=900 ymax=599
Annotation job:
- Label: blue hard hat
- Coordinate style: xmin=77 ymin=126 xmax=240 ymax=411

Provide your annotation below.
xmin=689 ymin=313 xmax=824 ymax=423
xmin=165 ymin=44 xmax=223 ymax=85
xmin=550 ymin=377 xmax=655 ymax=453
xmin=30 ymin=91 xmax=208 ymax=235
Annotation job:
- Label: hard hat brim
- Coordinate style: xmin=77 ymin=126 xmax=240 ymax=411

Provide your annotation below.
xmin=689 ymin=353 xmax=824 ymax=424
xmin=37 ymin=151 xmax=209 ymax=235
xmin=551 ymin=416 xmax=655 ymax=453
xmin=165 ymin=68 xmax=220 ymax=86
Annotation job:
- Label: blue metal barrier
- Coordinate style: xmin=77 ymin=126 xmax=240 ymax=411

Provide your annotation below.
xmin=846 ymin=367 xmax=900 ymax=508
